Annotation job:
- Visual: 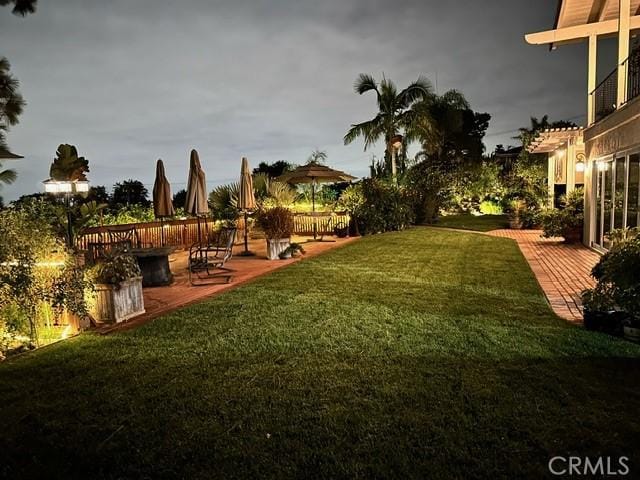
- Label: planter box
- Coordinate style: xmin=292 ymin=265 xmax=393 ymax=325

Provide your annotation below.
xmin=563 ymin=226 xmax=583 ymax=244
xmin=91 ymin=276 xmax=145 ymax=324
xmin=266 ymin=238 xmax=290 ymax=260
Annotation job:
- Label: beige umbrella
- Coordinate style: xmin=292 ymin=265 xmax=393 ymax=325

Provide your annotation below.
xmin=237 ymin=157 xmax=256 ymax=256
xmin=277 ymin=161 xmax=356 ymax=240
xmin=153 ymin=159 xmax=175 ymax=246
xmin=185 ymin=149 xmax=208 ymax=243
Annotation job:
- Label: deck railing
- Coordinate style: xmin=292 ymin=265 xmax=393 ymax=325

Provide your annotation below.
xmin=591 ymin=47 xmax=640 ymax=123
xmin=76 ymin=212 xmax=350 ymax=250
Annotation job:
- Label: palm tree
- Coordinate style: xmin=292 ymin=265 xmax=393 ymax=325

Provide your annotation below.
xmin=307 ymin=149 xmax=327 ymax=165
xmin=344 ymin=74 xmax=433 ymax=176
xmin=411 ymin=89 xmax=471 ymax=159
xmin=0 ymin=57 xmax=26 ymax=152
xmin=0 ymin=0 xmax=37 ymax=16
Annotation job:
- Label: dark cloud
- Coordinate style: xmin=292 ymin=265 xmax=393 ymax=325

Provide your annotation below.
xmin=1 ymin=0 xmax=594 ymax=200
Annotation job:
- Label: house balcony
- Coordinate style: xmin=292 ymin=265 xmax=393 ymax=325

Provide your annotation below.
xmin=590 ymin=46 xmax=640 ymax=124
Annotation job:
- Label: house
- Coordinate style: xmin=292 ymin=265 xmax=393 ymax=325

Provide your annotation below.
xmin=526 ymin=0 xmax=640 ymax=250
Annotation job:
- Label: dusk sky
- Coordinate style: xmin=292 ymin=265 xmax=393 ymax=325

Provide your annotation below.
xmin=0 ymin=0 xmax=612 ymax=201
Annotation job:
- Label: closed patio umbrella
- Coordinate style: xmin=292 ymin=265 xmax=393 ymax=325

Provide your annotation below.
xmin=237 ymin=157 xmax=256 ymax=256
xmin=277 ymin=162 xmax=356 ymax=240
xmin=153 ymin=159 xmax=175 ymax=246
xmin=185 ymin=149 xmax=208 ymax=243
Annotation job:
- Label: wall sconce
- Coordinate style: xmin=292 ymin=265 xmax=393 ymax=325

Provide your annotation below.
xmin=575 ymin=153 xmax=586 ymax=173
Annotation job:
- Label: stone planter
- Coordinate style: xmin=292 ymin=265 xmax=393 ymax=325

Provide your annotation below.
xmin=91 ymin=276 xmax=145 ymax=324
xmin=266 ymin=238 xmax=290 ymax=260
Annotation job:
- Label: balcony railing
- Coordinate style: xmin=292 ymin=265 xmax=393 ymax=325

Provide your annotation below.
xmin=591 ymin=47 xmax=640 ymax=123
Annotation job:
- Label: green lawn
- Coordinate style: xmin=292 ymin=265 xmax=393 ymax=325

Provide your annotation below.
xmin=1 ymin=228 xmax=639 ymax=479
xmin=433 ymin=213 xmax=509 ymax=232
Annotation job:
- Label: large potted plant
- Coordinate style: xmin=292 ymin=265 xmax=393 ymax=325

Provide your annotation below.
xmin=540 ymin=188 xmax=584 ymax=243
xmin=88 ymin=253 xmax=145 ymax=323
xmin=257 ymin=207 xmax=294 ymax=260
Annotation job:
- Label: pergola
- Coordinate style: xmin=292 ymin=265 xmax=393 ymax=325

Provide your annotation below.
xmin=529 ymin=127 xmax=585 ymax=206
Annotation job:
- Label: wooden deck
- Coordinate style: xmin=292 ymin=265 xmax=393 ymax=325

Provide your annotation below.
xmin=97 ymin=235 xmax=357 ymax=334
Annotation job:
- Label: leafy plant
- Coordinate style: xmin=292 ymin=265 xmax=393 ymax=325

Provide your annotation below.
xmin=279 ymin=242 xmax=305 ymax=259
xmin=88 ymin=253 xmax=141 ymax=287
xmin=208 ymin=182 xmax=239 ymax=221
xmin=606 ymin=227 xmax=639 ymax=248
xmin=539 ymin=188 xmax=584 ymax=239
xmin=256 ymin=207 xmax=294 ymax=239
xmin=49 ymin=144 xmax=89 ymax=181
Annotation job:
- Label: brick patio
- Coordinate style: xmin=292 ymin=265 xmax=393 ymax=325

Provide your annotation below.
xmin=98 ymin=235 xmax=357 ymax=334
xmin=487 ymin=229 xmax=600 ymax=323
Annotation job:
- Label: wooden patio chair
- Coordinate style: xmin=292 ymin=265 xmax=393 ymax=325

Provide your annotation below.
xmin=188 ymin=227 xmax=237 ymax=285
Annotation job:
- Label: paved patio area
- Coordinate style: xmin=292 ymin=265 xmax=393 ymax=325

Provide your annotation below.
xmin=98 ymin=235 xmax=357 ymax=334
xmin=487 ymin=229 xmax=600 ymax=323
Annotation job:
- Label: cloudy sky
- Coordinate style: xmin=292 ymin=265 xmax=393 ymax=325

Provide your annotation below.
xmin=0 ymin=0 xmax=613 ymax=201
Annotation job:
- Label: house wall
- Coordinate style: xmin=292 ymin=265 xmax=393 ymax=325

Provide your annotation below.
xmin=584 ymin=96 xmax=640 ymax=248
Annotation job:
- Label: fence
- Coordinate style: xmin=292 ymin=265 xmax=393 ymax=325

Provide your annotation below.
xmin=76 ymin=213 xmax=350 ymax=250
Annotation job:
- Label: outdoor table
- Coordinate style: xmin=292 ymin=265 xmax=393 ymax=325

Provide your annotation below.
xmin=130 ymin=246 xmax=176 ymax=287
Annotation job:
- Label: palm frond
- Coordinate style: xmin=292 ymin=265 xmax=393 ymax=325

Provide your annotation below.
xmin=0 ymin=166 xmax=17 ymax=185
xmin=354 ymin=73 xmax=379 ymax=96
xmin=343 ymin=115 xmax=385 ymax=149
xmin=397 ymin=76 xmax=433 ymax=108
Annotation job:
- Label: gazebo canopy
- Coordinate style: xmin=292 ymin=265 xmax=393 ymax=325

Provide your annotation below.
xmin=277 ymin=162 xmax=356 ymax=185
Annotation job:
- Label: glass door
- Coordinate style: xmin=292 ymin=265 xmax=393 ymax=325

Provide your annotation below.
xmin=629 ymin=154 xmax=640 ymax=228
xmin=593 ymin=158 xmax=614 ymax=249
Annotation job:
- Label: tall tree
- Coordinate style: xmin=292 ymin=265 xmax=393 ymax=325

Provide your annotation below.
xmin=344 ymin=73 xmax=433 ymax=175
xmin=253 ymin=160 xmax=294 ymax=178
xmin=0 ymin=0 xmax=37 ymax=15
xmin=0 ymin=57 xmax=26 ymax=152
xmin=172 ymin=189 xmax=187 ymax=209
xmin=112 ymin=179 xmax=149 ymax=207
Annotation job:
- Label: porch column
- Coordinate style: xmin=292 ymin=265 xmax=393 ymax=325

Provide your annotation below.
xmin=617 ymin=0 xmax=631 ymax=107
xmin=587 ymin=34 xmax=597 ymax=125
xmin=547 ymin=153 xmax=556 ymax=208
xmin=566 ymin=140 xmax=576 ymax=195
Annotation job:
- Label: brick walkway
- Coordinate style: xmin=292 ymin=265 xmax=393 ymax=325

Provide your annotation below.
xmin=487 ymin=229 xmax=600 ymax=323
xmin=98 ymin=235 xmax=357 ymax=334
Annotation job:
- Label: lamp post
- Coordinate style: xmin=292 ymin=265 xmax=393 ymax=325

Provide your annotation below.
xmin=43 ymin=179 xmax=90 ymax=249
xmin=389 ymin=134 xmax=403 ymax=182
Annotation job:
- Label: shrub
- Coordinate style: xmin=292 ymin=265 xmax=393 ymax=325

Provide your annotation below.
xmin=479 ymin=200 xmax=503 ymax=215
xmin=88 ymin=253 xmax=141 ymax=286
xmin=0 ymin=209 xmax=87 ymax=356
xmin=539 ymin=188 xmax=584 ymax=239
xmin=355 ymin=178 xmax=414 ymax=234
xmin=582 ymin=232 xmax=640 ymax=321
xmin=256 ymin=207 xmax=294 ymax=239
